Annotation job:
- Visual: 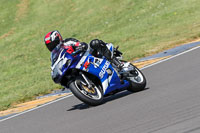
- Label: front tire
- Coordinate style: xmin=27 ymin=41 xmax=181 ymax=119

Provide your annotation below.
xmin=69 ymin=77 xmax=103 ymax=106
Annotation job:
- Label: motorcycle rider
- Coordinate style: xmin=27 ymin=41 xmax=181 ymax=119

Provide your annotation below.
xmin=44 ymin=30 xmax=113 ymax=58
xmin=44 ymin=30 xmax=122 ymax=67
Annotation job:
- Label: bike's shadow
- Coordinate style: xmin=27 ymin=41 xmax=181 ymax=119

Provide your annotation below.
xmin=67 ymin=87 xmax=149 ymax=111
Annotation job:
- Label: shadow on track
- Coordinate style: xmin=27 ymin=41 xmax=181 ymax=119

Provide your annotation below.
xmin=67 ymin=87 xmax=149 ymax=111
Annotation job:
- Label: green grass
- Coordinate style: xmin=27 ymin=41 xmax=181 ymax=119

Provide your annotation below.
xmin=1 ymin=0 xmax=200 ymax=111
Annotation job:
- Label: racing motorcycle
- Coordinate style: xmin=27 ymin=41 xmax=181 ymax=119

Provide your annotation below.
xmin=51 ymin=43 xmax=146 ymax=105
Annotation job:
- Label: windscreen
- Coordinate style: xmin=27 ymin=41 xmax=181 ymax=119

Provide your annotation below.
xmin=51 ymin=46 xmax=64 ymax=66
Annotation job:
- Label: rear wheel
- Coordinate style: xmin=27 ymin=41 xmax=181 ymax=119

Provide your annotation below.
xmin=127 ymin=66 xmax=146 ymax=92
xmin=121 ymin=61 xmax=146 ymax=92
xmin=69 ymin=77 xmax=103 ymax=106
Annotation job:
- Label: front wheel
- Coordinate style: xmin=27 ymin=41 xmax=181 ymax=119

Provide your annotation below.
xmin=69 ymin=77 xmax=103 ymax=106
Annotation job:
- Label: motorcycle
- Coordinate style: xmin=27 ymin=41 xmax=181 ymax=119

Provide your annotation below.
xmin=51 ymin=43 xmax=146 ymax=105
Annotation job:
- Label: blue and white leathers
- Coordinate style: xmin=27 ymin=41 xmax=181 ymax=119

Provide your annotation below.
xmin=51 ymin=44 xmax=130 ymax=95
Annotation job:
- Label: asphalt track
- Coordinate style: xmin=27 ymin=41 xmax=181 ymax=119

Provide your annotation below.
xmin=0 ymin=46 xmax=200 ymax=133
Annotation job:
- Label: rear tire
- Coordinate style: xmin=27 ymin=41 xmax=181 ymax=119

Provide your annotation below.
xmin=120 ymin=61 xmax=146 ymax=92
xmin=69 ymin=77 xmax=103 ymax=106
xmin=126 ymin=66 xmax=146 ymax=92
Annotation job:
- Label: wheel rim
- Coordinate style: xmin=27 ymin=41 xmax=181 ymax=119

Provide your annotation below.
xmin=75 ymin=80 xmax=102 ymax=100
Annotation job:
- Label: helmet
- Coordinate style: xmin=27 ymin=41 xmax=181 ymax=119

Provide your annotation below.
xmin=44 ymin=30 xmax=63 ymax=51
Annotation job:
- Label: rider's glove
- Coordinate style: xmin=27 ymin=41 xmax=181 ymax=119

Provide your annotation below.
xmin=76 ymin=43 xmax=87 ymax=51
xmin=80 ymin=42 xmax=88 ymax=50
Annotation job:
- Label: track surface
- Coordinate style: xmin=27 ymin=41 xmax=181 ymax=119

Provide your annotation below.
xmin=0 ymin=47 xmax=200 ymax=133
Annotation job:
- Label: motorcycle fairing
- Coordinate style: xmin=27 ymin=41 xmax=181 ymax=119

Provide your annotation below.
xmin=74 ymin=51 xmax=130 ymax=95
xmin=51 ymin=47 xmax=130 ymax=95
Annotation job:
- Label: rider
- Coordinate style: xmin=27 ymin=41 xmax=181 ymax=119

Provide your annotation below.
xmin=44 ymin=30 xmax=116 ymax=62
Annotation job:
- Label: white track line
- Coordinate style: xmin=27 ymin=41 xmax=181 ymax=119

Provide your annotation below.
xmin=141 ymin=45 xmax=200 ymax=70
xmin=0 ymin=45 xmax=200 ymax=123
xmin=0 ymin=94 xmax=73 ymax=122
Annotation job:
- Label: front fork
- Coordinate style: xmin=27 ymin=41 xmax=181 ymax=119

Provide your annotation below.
xmin=79 ymin=72 xmax=93 ymax=89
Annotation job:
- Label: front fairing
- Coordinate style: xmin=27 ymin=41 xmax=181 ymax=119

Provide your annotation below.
xmin=50 ymin=46 xmax=81 ymax=83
